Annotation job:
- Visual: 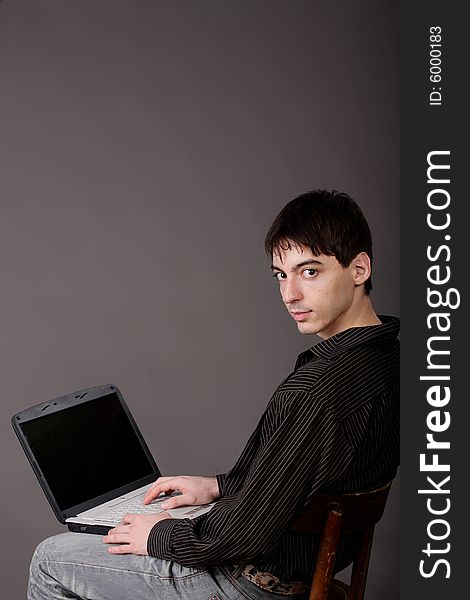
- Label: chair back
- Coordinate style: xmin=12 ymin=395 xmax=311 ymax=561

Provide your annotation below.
xmin=290 ymin=482 xmax=392 ymax=600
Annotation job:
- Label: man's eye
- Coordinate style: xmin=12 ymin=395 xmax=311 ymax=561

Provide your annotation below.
xmin=303 ymin=269 xmax=317 ymax=277
xmin=272 ymin=272 xmax=286 ymax=281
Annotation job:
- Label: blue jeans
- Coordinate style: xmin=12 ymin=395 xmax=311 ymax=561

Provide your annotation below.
xmin=28 ymin=532 xmax=308 ymax=600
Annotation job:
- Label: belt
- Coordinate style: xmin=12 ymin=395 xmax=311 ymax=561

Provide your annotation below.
xmin=239 ymin=565 xmax=309 ymax=596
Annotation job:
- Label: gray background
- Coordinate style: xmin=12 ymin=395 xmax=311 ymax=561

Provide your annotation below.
xmin=0 ymin=1 xmax=399 ymax=598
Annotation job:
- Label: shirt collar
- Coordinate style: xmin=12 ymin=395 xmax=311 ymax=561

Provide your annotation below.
xmin=295 ymin=315 xmax=400 ymax=369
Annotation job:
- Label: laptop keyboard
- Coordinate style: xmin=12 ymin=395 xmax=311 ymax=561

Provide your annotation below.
xmin=94 ymin=493 xmax=181 ymax=524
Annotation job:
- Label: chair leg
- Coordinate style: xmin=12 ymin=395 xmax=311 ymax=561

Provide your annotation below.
xmin=349 ymin=527 xmax=375 ymax=600
xmin=309 ymin=507 xmax=343 ymax=600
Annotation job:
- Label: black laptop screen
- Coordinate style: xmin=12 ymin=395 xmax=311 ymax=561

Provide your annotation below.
xmin=20 ymin=392 xmax=155 ymax=511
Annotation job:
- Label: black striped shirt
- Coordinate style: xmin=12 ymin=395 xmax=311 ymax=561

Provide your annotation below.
xmin=148 ymin=315 xmax=399 ymax=583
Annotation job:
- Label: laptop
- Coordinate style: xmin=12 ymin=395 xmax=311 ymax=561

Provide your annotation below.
xmin=11 ymin=384 xmax=214 ymax=534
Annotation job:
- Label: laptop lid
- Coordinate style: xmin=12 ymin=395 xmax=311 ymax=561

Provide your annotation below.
xmin=12 ymin=384 xmax=161 ymax=524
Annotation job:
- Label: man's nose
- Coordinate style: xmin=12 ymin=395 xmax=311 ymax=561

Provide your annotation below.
xmin=282 ymin=278 xmax=302 ymax=305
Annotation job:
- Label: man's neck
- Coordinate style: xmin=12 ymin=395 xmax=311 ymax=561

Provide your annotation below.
xmin=348 ymin=298 xmax=381 ymax=328
xmin=318 ymin=296 xmax=381 ymax=340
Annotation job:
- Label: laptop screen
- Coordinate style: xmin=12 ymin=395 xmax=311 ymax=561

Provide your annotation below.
xmin=19 ymin=392 xmax=155 ymax=511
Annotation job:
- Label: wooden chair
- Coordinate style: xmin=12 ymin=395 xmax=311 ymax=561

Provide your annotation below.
xmin=290 ymin=482 xmax=392 ymax=600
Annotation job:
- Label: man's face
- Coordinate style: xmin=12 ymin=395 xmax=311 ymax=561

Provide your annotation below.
xmin=271 ymin=243 xmax=360 ymax=339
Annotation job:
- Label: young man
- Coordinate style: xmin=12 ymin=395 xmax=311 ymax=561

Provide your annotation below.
xmin=28 ymin=190 xmax=399 ymax=600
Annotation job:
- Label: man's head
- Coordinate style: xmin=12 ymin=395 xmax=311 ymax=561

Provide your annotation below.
xmin=265 ymin=190 xmax=373 ymax=293
xmin=265 ymin=190 xmax=376 ymax=338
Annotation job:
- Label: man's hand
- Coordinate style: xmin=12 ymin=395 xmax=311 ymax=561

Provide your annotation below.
xmin=143 ymin=475 xmax=219 ymax=509
xmin=103 ymin=512 xmax=172 ymax=555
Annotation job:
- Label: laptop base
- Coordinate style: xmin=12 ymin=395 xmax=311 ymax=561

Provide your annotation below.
xmin=67 ymin=522 xmax=112 ymax=535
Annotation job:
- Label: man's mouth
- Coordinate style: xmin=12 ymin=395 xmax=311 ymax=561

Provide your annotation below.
xmin=291 ymin=311 xmax=312 ymax=322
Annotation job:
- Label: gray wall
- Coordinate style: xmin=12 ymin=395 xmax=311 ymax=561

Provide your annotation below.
xmin=0 ymin=1 xmax=399 ymax=598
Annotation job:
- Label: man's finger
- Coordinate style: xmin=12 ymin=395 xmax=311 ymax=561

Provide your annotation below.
xmin=107 ymin=525 xmax=130 ymax=535
xmin=161 ymin=494 xmax=191 ymax=510
xmin=143 ymin=481 xmax=179 ymax=504
xmin=144 ymin=478 xmax=177 ymax=496
xmin=121 ymin=513 xmax=138 ymax=524
xmin=102 ymin=532 xmax=130 ymax=544
xmin=146 ymin=476 xmax=179 ymax=495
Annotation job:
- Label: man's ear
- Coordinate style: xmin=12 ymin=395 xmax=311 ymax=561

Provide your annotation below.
xmin=351 ymin=252 xmax=372 ymax=287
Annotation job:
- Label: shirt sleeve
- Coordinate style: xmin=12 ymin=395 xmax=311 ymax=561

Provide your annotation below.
xmin=215 ymin=473 xmax=227 ymax=498
xmin=147 ymin=390 xmax=354 ymax=565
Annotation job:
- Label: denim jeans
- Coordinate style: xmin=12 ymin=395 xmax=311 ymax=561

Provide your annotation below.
xmin=28 ymin=532 xmax=308 ymax=600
